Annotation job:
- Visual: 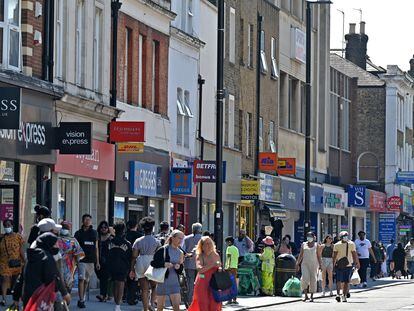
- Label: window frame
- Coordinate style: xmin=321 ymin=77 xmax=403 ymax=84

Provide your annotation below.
xmin=75 ymin=0 xmax=84 ymax=85
xmin=0 ymin=0 xmax=22 ymax=70
xmin=55 ymin=0 xmax=64 ymax=78
xmin=270 ymin=37 xmax=279 ymax=79
xmin=247 ymin=23 xmax=253 ymax=68
xmin=229 ymin=6 xmax=235 ymax=63
xmin=93 ymin=3 xmax=103 ymax=92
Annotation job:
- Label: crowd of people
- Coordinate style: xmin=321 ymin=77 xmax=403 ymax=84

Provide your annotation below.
xmin=1 ymin=205 xmax=414 ymax=309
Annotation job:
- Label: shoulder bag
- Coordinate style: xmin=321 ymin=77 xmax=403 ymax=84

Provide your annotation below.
xmin=210 ymin=269 xmax=232 ymax=291
xmin=144 ymin=246 xmax=168 ymax=283
xmin=336 ymin=242 xmax=349 ymax=269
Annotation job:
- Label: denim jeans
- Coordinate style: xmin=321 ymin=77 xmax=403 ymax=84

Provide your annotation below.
xmin=358 ymin=258 xmax=370 ymax=283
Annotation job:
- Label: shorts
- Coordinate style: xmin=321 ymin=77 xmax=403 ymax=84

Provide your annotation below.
xmin=321 ymin=257 xmax=333 ymax=270
xmin=226 ymin=268 xmax=238 ymax=278
xmin=336 ymin=267 xmax=352 ymax=283
xmin=78 ymin=262 xmax=95 ymax=281
xmin=111 ymin=271 xmax=128 ymax=282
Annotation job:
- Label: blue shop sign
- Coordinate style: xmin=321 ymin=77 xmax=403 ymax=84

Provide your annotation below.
xmin=347 ymin=185 xmax=367 ymax=208
xmin=281 ymin=179 xmax=323 ymax=213
xmin=129 ymin=161 xmax=162 ymax=197
xmin=378 ymin=213 xmax=396 ymax=245
xmin=396 ymin=171 xmax=414 ymax=184
xmin=170 ymin=167 xmax=192 ymax=195
xmin=294 ymin=212 xmax=318 ymax=248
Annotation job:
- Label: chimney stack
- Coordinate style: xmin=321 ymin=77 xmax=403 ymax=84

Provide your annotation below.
xmin=408 ymin=55 xmax=414 ymax=78
xmin=345 ymin=22 xmax=369 ymax=70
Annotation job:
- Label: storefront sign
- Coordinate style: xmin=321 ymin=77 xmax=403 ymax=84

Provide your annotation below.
xmin=396 ymin=171 xmax=414 ymax=184
xmin=369 ymin=190 xmax=387 ymax=212
xmin=347 ymin=185 xmax=366 ymax=208
xmin=259 ymin=173 xmax=281 ymax=202
xmin=402 ymin=190 xmax=413 ymax=214
xmin=117 ymin=142 xmax=144 ymax=154
xmin=324 ymin=192 xmax=343 ymax=209
xmin=291 ymin=28 xmax=306 ymax=63
xmin=294 ymin=212 xmax=318 ymax=247
xmin=399 ymin=225 xmax=411 ymax=236
xmin=378 ymin=213 xmax=396 ymax=245
xmin=277 ymin=158 xmax=296 ymax=175
xmin=56 ymin=122 xmax=92 ymax=155
xmin=170 ymin=168 xmax=192 ymax=195
xmin=110 ymin=121 xmax=145 ymax=142
xmin=258 ymin=153 xmax=278 ymax=171
xmin=0 ymin=161 xmax=14 ymax=182
xmin=0 ymin=204 xmax=13 ymax=221
xmin=193 ymin=160 xmax=226 ymax=183
xmin=54 ymin=140 xmax=115 ymax=180
xmin=0 ymin=87 xmax=20 ymax=129
xmin=387 ymin=196 xmax=403 ymax=212
xmin=241 ymin=180 xmax=260 ymax=200
xmin=130 ymin=161 xmax=162 ymax=197
xmin=280 ymin=178 xmax=324 ymax=213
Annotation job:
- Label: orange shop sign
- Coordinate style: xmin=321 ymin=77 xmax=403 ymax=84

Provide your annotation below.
xmin=277 ymin=158 xmax=296 ymax=175
xmin=259 ymin=153 xmax=278 ymax=171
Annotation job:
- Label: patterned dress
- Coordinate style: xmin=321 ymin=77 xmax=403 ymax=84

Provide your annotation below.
xmin=58 ymin=236 xmax=85 ymax=291
xmin=0 ymin=233 xmax=24 ymax=277
xmin=260 ymin=246 xmax=275 ymax=295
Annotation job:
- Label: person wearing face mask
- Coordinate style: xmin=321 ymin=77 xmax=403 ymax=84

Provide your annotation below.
xmin=57 ymin=221 xmax=85 ymax=293
xmin=295 ymin=232 xmax=322 ymax=302
xmin=234 ymin=229 xmax=254 ymax=263
xmin=0 ymin=219 xmax=25 ymax=306
xmin=333 ymin=231 xmax=360 ymax=303
xmin=12 ymin=232 xmax=70 ymax=308
xmin=30 ymin=218 xmax=62 ymax=249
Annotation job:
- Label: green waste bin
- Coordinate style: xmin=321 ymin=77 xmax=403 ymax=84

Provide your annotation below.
xmin=274 ymin=254 xmax=296 ymax=295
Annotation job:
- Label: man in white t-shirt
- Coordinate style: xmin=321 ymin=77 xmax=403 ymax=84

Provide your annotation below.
xmin=354 ymin=231 xmax=376 ymax=287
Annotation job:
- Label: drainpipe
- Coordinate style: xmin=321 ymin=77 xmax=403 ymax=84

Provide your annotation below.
xmin=198 ymin=74 xmax=205 ymax=223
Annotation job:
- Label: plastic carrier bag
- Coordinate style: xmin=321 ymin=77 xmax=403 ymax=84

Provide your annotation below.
xmin=282 ymin=276 xmax=302 ymax=297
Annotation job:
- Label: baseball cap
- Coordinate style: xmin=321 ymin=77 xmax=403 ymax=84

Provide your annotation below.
xmin=37 ymin=218 xmax=62 ymax=233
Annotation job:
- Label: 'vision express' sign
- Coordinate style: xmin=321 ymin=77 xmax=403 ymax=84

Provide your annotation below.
xmin=56 ymin=122 xmax=92 ymax=154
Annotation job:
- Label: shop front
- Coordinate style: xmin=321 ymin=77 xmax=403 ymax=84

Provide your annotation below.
xmin=319 ymin=184 xmax=346 ymax=241
xmin=52 ymin=140 xmax=115 ymax=231
xmin=115 ymin=147 xmax=170 ymax=232
xmin=0 ymin=87 xmax=58 ymax=233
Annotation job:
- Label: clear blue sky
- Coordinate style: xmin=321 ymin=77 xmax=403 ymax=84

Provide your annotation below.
xmin=331 ymin=0 xmax=414 ymax=71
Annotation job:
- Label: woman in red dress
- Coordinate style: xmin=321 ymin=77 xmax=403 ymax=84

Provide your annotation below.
xmin=188 ymin=236 xmax=222 ymax=311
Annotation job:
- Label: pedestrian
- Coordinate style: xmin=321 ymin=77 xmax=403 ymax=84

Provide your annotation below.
xmin=370 ymin=241 xmax=382 ymax=279
xmin=183 ymin=222 xmax=203 ymax=303
xmin=57 ymin=221 xmax=85 ymax=293
xmin=276 ymin=236 xmax=292 ymax=255
xmin=0 ymin=219 xmax=25 ymax=306
xmin=108 ymin=222 xmax=132 ymax=311
xmin=224 ymin=236 xmax=239 ymax=304
xmin=386 ymin=239 xmax=397 ymax=277
xmin=283 ymin=235 xmax=298 ymax=257
xmin=188 ymin=236 xmax=222 ymax=311
xmin=296 ymin=232 xmax=321 ymax=302
xmin=152 ymin=229 xmax=185 ymax=311
xmin=259 ymin=236 xmax=275 ymax=296
xmin=156 ymin=221 xmax=170 ymax=246
xmin=95 ymin=220 xmax=112 ymax=303
xmin=177 ymin=224 xmax=185 ymax=233
xmin=130 ymin=217 xmax=161 ymax=311
xmin=319 ymin=235 xmax=334 ymax=297
xmin=203 ymin=230 xmax=211 ymax=237
xmin=125 ymin=219 xmax=143 ymax=305
xmin=30 ymin=218 xmax=62 ymax=248
xmin=234 ymin=229 xmax=254 ymax=262
xmin=392 ymin=243 xmax=406 ymax=279
xmin=12 ymin=233 xmax=71 ymax=308
xmin=254 ymin=228 xmax=266 ymax=253
xmin=355 ymin=231 xmax=376 ymax=288
xmin=333 ymin=231 xmax=360 ymax=303
xmin=27 ymin=204 xmax=51 ymax=245
xmin=404 ymin=237 xmax=414 ymax=279
xmin=74 ymin=214 xmax=100 ymax=308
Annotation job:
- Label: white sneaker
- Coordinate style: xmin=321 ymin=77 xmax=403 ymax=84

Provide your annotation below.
xmin=115 ymin=305 xmax=121 ymax=311
xmin=322 ymin=291 xmax=326 ymax=297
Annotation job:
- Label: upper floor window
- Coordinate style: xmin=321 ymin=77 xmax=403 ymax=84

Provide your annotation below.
xmin=55 ymin=0 xmax=64 ymax=78
xmin=181 ymin=0 xmax=194 ymax=35
xmin=93 ymin=4 xmax=103 ymax=92
xmin=229 ymin=7 xmax=235 ymax=63
xmin=260 ymin=30 xmax=267 ymax=73
xmin=270 ymin=37 xmax=279 ymax=79
xmin=0 ymin=0 xmax=21 ymax=70
xmin=75 ymin=0 xmax=84 ymax=85
xmin=247 ymin=23 xmax=253 ymax=68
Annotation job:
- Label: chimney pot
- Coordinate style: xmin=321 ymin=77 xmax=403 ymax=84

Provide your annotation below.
xmin=349 ymin=23 xmax=356 ymax=34
xmin=360 ymin=21 xmax=366 ymax=34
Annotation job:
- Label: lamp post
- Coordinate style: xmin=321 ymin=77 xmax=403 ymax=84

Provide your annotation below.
xmin=304 ymin=0 xmax=331 ymax=239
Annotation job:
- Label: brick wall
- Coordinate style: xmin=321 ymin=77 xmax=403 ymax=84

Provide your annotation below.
xmin=117 ymin=12 xmax=169 ymax=117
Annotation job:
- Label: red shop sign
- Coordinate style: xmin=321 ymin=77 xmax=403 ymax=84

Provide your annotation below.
xmin=110 ymin=121 xmax=145 ymax=142
xmin=369 ymin=190 xmax=387 ymax=212
xmin=54 ymin=140 xmax=115 ymax=181
xmin=387 ymin=196 xmax=403 ymax=212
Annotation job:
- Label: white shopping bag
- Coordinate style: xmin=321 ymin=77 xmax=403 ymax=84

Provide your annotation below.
xmin=350 ymin=269 xmax=361 ymax=285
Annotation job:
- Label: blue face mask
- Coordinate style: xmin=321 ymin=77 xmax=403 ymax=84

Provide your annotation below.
xmin=342 ymin=236 xmax=348 ymax=241
xmin=4 ymin=227 xmax=12 ymax=234
xmin=307 ymin=237 xmax=314 ymax=242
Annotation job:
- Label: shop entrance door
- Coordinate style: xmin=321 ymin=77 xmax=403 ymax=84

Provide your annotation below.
xmin=0 ymin=185 xmax=18 ymax=231
xmin=239 ymin=205 xmax=254 ymax=239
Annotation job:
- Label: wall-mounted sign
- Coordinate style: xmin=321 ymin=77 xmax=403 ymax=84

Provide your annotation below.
xmin=110 ymin=121 xmax=145 ymax=142
xmin=324 ymin=192 xmax=343 ymax=209
xmin=170 ymin=168 xmax=192 ymax=195
xmin=259 ymin=152 xmax=278 ymax=171
xmin=55 ymin=122 xmax=92 ymax=155
xmin=277 ymin=158 xmax=296 ymax=175
xmin=347 ymin=185 xmax=366 ymax=208
xmin=378 ymin=213 xmax=396 ymax=245
xmin=0 ymin=204 xmax=13 ymax=221
xmin=193 ymin=160 xmax=226 ymax=183
xmin=118 ymin=142 xmax=144 ymax=154
xmin=291 ymin=28 xmax=306 ymax=64
xmin=129 ymin=161 xmax=162 ymax=197
xmin=259 ymin=173 xmax=281 ymax=202
xmin=0 ymin=87 xmax=20 ymax=129
xmin=369 ymin=190 xmax=387 ymax=212
xmin=396 ymin=171 xmax=414 ymax=184
xmin=387 ymin=196 xmax=403 ymax=212
xmin=241 ymin=180 xmax=260 ymax=201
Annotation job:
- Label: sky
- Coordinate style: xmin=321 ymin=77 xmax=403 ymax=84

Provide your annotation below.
xmin=330 ymin=0 xmax=414 ymax=71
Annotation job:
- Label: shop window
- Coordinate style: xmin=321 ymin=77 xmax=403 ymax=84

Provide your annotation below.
xmin=79 ymin=180 xmax=90 ymax=221
xmin=58 ymin=178 xmax=72 ymax=222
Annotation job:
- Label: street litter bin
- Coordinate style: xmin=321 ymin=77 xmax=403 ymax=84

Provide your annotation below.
xmin=274 ymin=253 xmax=296 ymax=295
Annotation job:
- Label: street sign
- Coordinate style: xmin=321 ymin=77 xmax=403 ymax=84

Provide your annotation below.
xmin=117 ymin=142 xmax=144 ymax=154
xmin=0 ymin=87 xmax=20 ymax=129
xmin=277 ymin=158 xmax=296 ymax=175
xmin=396 ymin=171 xmax=414 ymax=184
xmin=241 ymin=180 xmax=260 ymax=200
xmin=259 ymin=152 xmax=278 ymax=171
xmin=387 ymin=196 xmax=403 ymax=212
xmin=110 ymin=121 xmax=145 ymax=142
xmin=55 ymin=122 xmax=92 ymax=155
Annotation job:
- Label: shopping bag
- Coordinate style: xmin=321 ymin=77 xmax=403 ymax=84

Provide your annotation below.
xmin=210 ymin=270 xmax=233 ymax=291
xmin=24 ymin=281 xmax=56 ymax=311
xmin=212 ymin=274 xmax=238 ymax=302
xmin=144 ymin=265 xmax=168 ymax=283
xmin=282 ymin=276 xmax=302 ymax=297
xmin=350 ymin=269 xmax=361 ymax=285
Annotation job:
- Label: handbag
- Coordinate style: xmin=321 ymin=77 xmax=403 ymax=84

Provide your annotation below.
xmin=211 ymin=274 xmax=238 ymax=302
xmin=3 ymin=237 xmax=21 ymax=268
xmin=336 ymin=242 xmax=349 ymax=269
xmin=210 ymin=269 xmax=233 ymax=291
xmin=144 ymin=246 xmax=168 ymax=283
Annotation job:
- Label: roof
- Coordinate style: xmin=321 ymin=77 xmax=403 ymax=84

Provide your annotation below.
xmin=330 ymin=53 xmax=385 ymax=87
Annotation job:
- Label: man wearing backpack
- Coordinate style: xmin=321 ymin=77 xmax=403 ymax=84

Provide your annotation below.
xmin=333 ymin=231 xmax=360 ymax=303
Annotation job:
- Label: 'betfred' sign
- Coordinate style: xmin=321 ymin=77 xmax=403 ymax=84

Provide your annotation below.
xmin=110 ymin=121 xmax=145 ymax=142
xmin=193 ymin=160 xmax=226 ymax=183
